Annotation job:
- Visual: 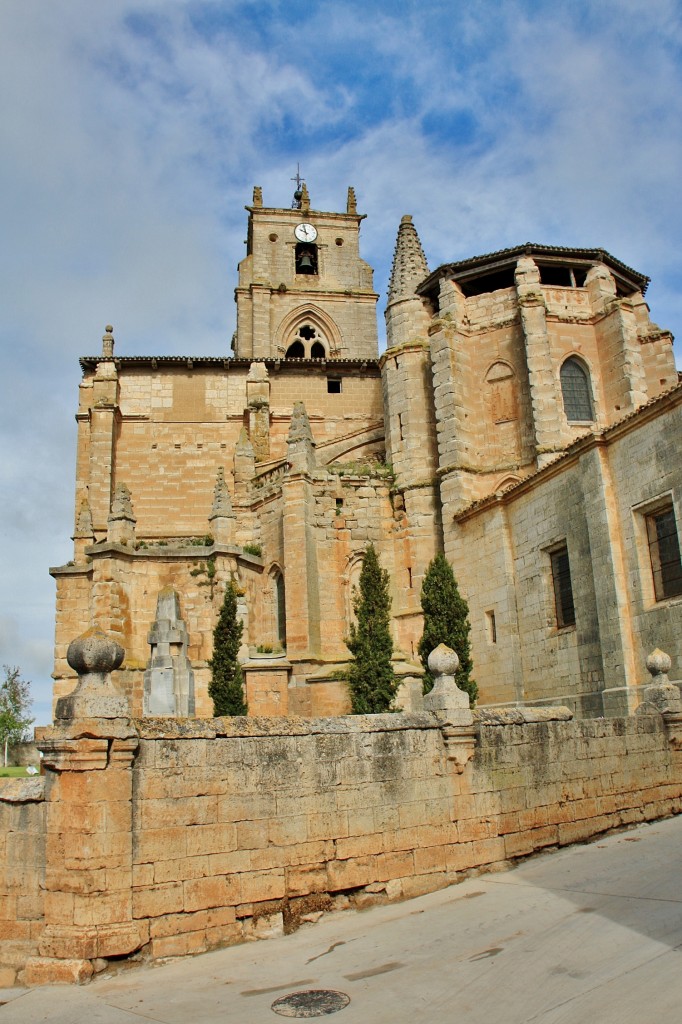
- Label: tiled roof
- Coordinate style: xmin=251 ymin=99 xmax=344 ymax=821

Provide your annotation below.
xmin=418 ymin=243 xmax=649 ymax=295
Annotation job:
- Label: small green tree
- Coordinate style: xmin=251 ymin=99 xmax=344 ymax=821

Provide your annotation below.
xmin=418 ymin=553 xmax=477 ymax=703
xmin=0 ymin=666 xmax=34 ymax=767
xmin=346 ymin=544 xmax=398 ymax=713
xmin=209 ymin=580 xmax=248 ymax=716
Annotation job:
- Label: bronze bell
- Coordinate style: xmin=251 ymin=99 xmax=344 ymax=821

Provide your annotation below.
xmin=298 ymin=253 xmax=314 ymax=272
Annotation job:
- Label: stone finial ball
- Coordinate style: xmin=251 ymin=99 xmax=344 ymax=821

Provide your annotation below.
xmin=646 ymin=648 xmax=672 ymax=677
xmin=105 ymin=324 xmax=113 ymax=333
xmin=67 ymin=628 xmax=125 ymax=676
xmin=427 ymin=643 xmax=460 ymax=678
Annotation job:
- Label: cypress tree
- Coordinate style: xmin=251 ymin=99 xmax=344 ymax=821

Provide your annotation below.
xmin=418 ymin=553 xmax=477 ymax=703
xmin=346 ymin=544 xmax=398 ymax=713
xmin=209 ymin=579 xmax=248 ymax=716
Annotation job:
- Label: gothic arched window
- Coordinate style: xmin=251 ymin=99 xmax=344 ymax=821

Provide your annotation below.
xmin=560 ymin=358 xmax=594 ymax=422
xmin=285 ymin=323 xmax=328 ymax=359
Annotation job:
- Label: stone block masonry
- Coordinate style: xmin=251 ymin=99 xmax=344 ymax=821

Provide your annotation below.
xmin=4 ymin=705 xmax=681 ymax=984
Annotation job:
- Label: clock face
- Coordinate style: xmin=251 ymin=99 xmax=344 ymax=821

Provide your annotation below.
xmin=295 ymin=222 xmax=317 ymax=243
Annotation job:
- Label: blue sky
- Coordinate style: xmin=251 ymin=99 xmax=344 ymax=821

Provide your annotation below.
xmin=1 ymin=0 xmax=681 ymax=725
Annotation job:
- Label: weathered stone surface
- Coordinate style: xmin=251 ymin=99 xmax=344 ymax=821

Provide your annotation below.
xmin=475 ymin=707 xmax=573 ymax=725
xmin=143 ymin=589 xmax=195 ymax=717
xmin=56 ymin=629 xmax=128 ymax=721
xmin=0 ymin=778 xmax=45 ymax=803
xmin=5 ymin=705 xmax=682 ymax=985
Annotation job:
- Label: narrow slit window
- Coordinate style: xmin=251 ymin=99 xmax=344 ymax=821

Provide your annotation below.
xmin=646 ymin=504 xmax=682 ymax=601
xmin=274 ymin=572 xmax=286 ymax=645
xmin=550 ymin=545 xmax=575 ymax=628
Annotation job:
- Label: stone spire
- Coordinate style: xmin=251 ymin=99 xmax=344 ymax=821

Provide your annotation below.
xmin=288 ymin=401 xmax=314 ymax=444
xmin=209 ymin=467 xmax=235 ymax=544
xmin=387 ymin=215 xmax=430 ymax=304
xmin=107 ymin=483 xmax=136 ymax=546
xmin=74 ymin=497 xmax=94 ymax=538
xmin=300 ymin=181 xmax=310 ymax=214
xmin=73 ymin=496 xmax=94 ymax=563
xmin=252 ymin=185 xmax=263 ymax=208
xmin=347 ymin=186 xmax=357 ymax=215
xmin=101 ymin=325 xmax=114 ymax=358
xmin=233 ymin=427 xmax=255 ymax=503
xmin=210 ymin=466 xmax=234 ymax=519
xmin=287 ymin=401 xmax=316 ymax=473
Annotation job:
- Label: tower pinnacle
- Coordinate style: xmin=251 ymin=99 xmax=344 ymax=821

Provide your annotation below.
xmin=387 ymin=215 xmax=430 ymax=304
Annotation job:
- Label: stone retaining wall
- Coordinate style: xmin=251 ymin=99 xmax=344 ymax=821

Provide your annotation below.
xmin=6 ymin=705 xmax=680 ymax=985
xmin=0 ymin=779 xmax=46 ymax=985
xmin=128 ymin=713 xmax=681 ymax=962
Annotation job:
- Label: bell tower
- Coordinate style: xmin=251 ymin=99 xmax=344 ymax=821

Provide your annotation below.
xmin=233 ymin=181 xmax=379 ymax=361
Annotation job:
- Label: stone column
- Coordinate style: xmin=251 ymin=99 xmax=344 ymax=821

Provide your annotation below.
xmin=579 ymin=444 xmax=637 ymax=714
xmin=282 ymin=404 xmax=320 ymax=657
xmin=246 ymin=362 xmax=271 ymax=462
xmin=26 ymin=630 xmax=146 ymax=985
xmin=586 ymin=265 xmax=648 ymax=415
xmin=515 ymin=257 xmax=564 ymax=467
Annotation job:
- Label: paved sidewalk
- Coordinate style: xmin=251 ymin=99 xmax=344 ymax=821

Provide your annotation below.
xmin=2 ymin=815 xmax=682 ymax=1024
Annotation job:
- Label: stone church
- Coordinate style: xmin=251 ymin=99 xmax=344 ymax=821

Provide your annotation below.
xmin=50 ymin=182 xmax=682 ymax=719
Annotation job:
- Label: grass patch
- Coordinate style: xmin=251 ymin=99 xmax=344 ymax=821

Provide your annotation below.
xmin=0 ymin=766 xmax=33 ymax=778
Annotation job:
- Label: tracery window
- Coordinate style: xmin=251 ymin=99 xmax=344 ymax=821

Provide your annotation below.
xmin=285 ymin=323 xmax=328 ymax=359
xmin=560 ymin=358 xmax=593 ymax=422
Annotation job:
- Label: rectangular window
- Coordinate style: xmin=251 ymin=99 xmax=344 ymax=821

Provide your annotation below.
xmin=327 ymin=378 xmax=342 ymax=394
xmin=646 ymin=504 xmax=682 ymax=601
xmin=550 ymin=545 xmax=575 ymax=628
xmin=485 ymin=610 xmax=497 ymax=644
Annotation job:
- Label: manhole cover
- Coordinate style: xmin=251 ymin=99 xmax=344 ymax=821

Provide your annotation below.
xmin=271 ymin=989 xmax=350 ymax=1018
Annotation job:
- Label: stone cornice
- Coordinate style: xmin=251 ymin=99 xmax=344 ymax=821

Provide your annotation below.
xmin=80 ymin=355 xmax=381 ymax=374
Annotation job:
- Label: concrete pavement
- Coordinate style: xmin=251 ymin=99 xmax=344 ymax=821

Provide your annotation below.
xmin=2 ymin=814 xmax=681 ymax=1023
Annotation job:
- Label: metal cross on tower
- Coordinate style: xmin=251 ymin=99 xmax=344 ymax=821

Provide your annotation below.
xmin=291 ymin=164 xmax=305 ymax=209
